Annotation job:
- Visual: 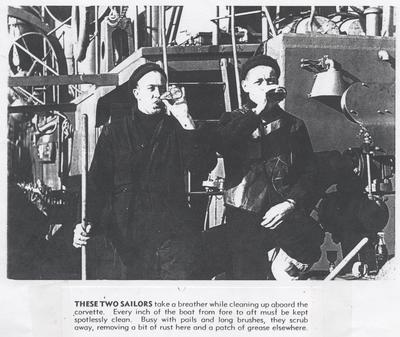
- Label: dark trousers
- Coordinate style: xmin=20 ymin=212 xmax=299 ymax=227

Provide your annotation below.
xmin=125 ymin=236 xmax=203 ymax=280
xmin=226 ymin=206 xmax=324 ymax=280
xmin=226 ymin=207 xmax=274 ymax=280
xmin=90 ymin=234 xmax=203 ymax=280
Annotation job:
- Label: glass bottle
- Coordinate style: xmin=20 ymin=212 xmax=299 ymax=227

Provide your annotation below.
xmin=160 ymin=86 xmax=182 ymax=101
xmin=375 ymin=232 xmax=388 ymax=270
xmin=326 ymin=250 xmax=337 ymax=273
xmin=266 ymin=86 xmax=287 ymax=102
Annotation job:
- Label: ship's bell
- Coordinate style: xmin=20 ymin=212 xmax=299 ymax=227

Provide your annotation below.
xmin=309 ymin=66 xmax=346 ymax=111
xmin=309 ymin=67 xmax=346 ymax=98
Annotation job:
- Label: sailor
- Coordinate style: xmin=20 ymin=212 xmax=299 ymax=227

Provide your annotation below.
xmin=216 ymin=55 xmax=324 ymax=280
xmin=73 ymin=62 xmax=216 ymax=279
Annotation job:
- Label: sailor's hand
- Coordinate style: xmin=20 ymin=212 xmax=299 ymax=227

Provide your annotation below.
xmin=252 ymin=95 xmax=269 ymax=115
xmin=252 ymin=85 xmax=279 ymax=115
xmin=73 ymin=222 xmax=92 ymax=248
xmin=162 ymin=87 xmax=195 ymax=130
xmin=261 ymin=200 xmax=296 ymax=229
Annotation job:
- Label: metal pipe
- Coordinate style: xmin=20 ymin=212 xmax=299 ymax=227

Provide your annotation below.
xmin=27 ymin=48 xmax=52 ymax=77
xmin=262 ymin=7 xmax=277 ymax=37
xmin=212 ymin=9 xmax=262 ymax=21
xmin=27 ymin=60 xmax=38 ymax=77
xmin=160 ymin=5 xmax=169 ymax=87
xmin=230 ymin=6 xmax=242 ymax=109
xmin=14 ymin=41 xmax=59 ymax=75
xmin=134 ymin=6 xmax=139 ymax=50
xmin=152 ymin=6 xmax=160 ymax=46
xmin=381 ymin=6 xmax=393 ymax=37
xmin=324 ymin=237 xmax=369 ymax=281
xmin=46 ymin=16 xmax=72 ymax=37
xmin=146 ymin=6 xmax=151 ymax=46
xmin=309 ymin=6 xmax=316 ymax=32
xmin=364 ymin=7 xmax=382 ymax=36
xmin=169 ymin=81 xmax=224 ymax=86
xmin=52 ymin=50 xmax=57 ymax=104
xmin=13 ymin=86 xmax=45 ymax=105
xmin=94 ymin=6 xmax=99 ymax=74
xmin=81 ymin=113 xmax=88 ymax=281
xmin=187 ymin=171 xmax=191 ymax=204
xmin=276 ymin=6 xmax=281 ymax=20
xmin=220 ymin=58 xmax=232 ymax=112
xmin=212 ymin=6 xmax=220 ymax=45
xmin=366 ymin=152 xmax=373 ymax=199
xmin=171 ymin=7 xmax=183 ymax=43
xmin=9 ymin=74 xmax=119 ymax=87
xmin=261 ymin=6 xmax=269 ymax=43
xmin=363 ymin=131 xmax=374 ymax=199
xmin=166 ymin=6 xmax=177 ymax=43
xmin=88 ymin=34 xmax=96 ymax=44
xmin=188 ymin=191 xmax=224 ymax=196
xmin=43 ymin=32 xmax=47 ymax=103
xmin=41 ymin=6 xmax=45 ymax=23
xmin=160 ymin=6 xmax=164 ymax=46
xmin=70 ymin=86 xmax=84 ymax=96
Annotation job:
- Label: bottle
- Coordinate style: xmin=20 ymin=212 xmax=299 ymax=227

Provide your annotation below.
xmin=326 ymin=250 xmax=337 ymax=273
xmin=375 ymin=232 xmax=388 ymax=270
xmin=160 ymin=86 xmax=182 ymax=101
xmin=266 ymin=86 xmax=287 ymax=102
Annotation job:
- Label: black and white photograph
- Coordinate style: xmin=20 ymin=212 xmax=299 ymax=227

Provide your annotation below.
xmin=1 ymin=2 xmax=398 ymax=336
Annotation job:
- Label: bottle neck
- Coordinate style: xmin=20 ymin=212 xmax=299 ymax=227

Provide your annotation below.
xmin=377 ymin=232 xmax=386 ymax=244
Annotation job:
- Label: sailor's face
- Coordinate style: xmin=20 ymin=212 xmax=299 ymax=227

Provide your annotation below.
xmin=241 ymin=65 xmax=278 ymax=105
xmin=133 ymin=71 xmax=166 ymax=114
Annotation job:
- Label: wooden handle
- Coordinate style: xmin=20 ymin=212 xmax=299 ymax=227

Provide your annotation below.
xmin=81 ymin=114 xmax=88 ymax=280
xmin=324 ymin=237 xmax=369 ymax=281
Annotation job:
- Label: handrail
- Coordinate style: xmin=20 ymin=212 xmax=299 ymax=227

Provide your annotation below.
xmin=211 ymin=9 xmax=262 ymax=21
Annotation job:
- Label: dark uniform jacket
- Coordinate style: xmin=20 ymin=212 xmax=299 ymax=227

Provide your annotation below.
xmin=218 ymin=103 xmax=317 ymax=213
xmin=217 ymin=103 xmax=323 ymax=265
xmin=87 ymin=105 xmax=216 ymax=266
